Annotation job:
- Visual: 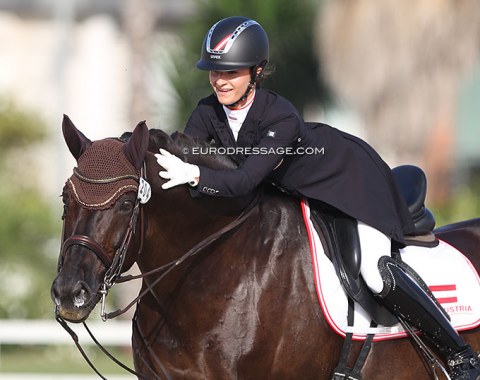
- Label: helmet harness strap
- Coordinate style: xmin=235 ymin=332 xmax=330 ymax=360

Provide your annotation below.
xmin=226 ymin=62 xmax=266 ymax=109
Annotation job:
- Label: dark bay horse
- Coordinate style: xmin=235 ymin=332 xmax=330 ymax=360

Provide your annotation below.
xmin=51 ymin=115 xmax=480 ymax=379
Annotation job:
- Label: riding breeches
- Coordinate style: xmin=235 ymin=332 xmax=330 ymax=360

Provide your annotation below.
xmin=357 ymin=221 xmax=392 ymax=294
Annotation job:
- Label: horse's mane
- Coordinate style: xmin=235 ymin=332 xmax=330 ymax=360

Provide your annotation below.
xmin=120 ymin=128 xmax=237 ymax=170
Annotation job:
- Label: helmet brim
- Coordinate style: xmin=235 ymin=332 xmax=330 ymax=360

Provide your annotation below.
xmin=196 ymin=59 xmax=262 ymax=71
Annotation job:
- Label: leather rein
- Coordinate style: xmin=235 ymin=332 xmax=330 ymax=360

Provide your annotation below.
xmin=56 ymin=160 xmax=259 ymax=379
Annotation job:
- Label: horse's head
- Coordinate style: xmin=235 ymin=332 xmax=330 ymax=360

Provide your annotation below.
xmin=51 ymin=115 xmax=150 ymax=322
xmin=52 ymin=115 xmax=255 ymax=323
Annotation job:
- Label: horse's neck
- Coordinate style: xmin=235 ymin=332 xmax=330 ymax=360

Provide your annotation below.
xmin=132 ymin=195 xmax=321 ymax=360
xmin=139 ymin=154 xmax=256 ymax=296
xmin=137 ymin=191 xmax=240 ymax=288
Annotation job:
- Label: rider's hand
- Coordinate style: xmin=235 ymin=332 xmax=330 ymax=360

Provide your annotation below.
xmin=155 ymin=149 xmax=200 ymax=190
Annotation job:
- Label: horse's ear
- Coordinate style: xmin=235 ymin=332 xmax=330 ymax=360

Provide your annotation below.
xmin=123 ymin=120 xmax=149 ymax=170
xmin=62 ymin=114 xmax=92 ymax=160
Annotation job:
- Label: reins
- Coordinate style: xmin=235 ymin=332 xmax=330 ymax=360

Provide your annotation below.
xmin=105 ymin=193 xmax=259 ymax=320
xmin=56 ymin=315 xmax=150 ymax=380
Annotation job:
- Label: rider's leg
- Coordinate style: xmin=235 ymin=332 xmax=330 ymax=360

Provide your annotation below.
xmin=357 ymin=221 xmax=480 ymax=380
xmin=357 ymin=221 xmax=389 ymax=294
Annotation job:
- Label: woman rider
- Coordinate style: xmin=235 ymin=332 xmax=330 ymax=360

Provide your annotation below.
xmin=155 ymin=16 xmax=480 ymax=379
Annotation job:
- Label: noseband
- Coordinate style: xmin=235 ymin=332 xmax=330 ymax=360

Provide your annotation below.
xmin=61 ymin=235 xmax=113 ymax=268
xmin=58 ymin=166 xmax=150 ymax=320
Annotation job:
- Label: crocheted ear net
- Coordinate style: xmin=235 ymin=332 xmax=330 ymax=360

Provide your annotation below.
xmin=67 ymin=139 xmax=139 ymax=210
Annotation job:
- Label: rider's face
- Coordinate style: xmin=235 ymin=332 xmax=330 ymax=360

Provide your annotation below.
xmin=209 ymin=68 xmax=252 ymax=108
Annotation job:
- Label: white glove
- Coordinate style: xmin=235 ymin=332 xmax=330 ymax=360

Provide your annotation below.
xmin=155 ymin=149 xmax=200 ymax=190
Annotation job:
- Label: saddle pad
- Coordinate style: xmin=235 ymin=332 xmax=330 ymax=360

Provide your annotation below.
xmin=301 ymin=199 xmax=480 ymax=342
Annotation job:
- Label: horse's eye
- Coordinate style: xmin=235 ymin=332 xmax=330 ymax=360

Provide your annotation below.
xmin=120 ymin=200 xmax=134 ymax=212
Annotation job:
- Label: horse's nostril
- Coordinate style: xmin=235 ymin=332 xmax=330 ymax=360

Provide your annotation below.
xmin=72 ymin=282 xmax=91 ymax=308
xmin=51 ymin=279 xmax=61 ymax=302
xmin=73 ymin=289 xmax=86 ymax=307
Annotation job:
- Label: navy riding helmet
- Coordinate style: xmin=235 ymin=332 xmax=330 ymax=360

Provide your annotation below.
xmin=196 ymin=16 xmax=269 ymax=72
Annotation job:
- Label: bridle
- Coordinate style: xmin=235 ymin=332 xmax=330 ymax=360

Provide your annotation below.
xmin=57 ymin=166 xmax=150 ymax=321
xmin=55 ymin=163 xmax=153 ymax=380
xmin=56 ymin=157 xmax=260 ymax=379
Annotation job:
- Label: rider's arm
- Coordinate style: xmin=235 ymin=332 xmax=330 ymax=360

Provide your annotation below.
xmin=192 ymin=113 xmax=300 ymax=197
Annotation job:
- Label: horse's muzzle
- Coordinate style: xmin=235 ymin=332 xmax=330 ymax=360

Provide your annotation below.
xmin=51 ymin=276 xmax=99 ymax=323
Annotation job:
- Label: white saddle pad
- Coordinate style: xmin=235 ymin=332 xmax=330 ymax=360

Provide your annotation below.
xmin=301 ymin=199 xmax=480 ymax=342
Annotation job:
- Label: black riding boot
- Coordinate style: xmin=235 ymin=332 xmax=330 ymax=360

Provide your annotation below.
xmin=377 ymin=257 xmax=480 ymax=380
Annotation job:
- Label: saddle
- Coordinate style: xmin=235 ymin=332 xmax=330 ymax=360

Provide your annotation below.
xmin=311 ymin=165 xmax=438 ymax=326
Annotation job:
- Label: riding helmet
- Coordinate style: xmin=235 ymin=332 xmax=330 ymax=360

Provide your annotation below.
xmin=196 ymin=16 xmax=269 ymax=71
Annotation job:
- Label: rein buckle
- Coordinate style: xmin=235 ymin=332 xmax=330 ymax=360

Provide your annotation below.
xmin=99 ymin=284 xmax=108 ymax=322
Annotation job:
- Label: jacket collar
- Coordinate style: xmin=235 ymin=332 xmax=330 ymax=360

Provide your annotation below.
xmin=210 ymin=89 xmax=266 ymax=144
xmin=209 ymin=100 xmax=236 ymax=148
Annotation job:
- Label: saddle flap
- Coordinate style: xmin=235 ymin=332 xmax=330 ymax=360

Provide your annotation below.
xmin=310 ymin=206 xmax=398 ymax=327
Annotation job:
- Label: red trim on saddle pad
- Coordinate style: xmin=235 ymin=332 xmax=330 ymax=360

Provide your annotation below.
xmin=300 ymin=199 xmax=480 ymax=342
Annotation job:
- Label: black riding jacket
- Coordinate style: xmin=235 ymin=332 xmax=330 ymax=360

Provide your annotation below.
xmin=184 ymin=88 xmax=415 ymax=243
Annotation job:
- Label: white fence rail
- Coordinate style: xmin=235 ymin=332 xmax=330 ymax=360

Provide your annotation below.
xmin=0 ymin=319 xmax=134 ymax=380
xmin=2 ymin=375 xmax=133 ymax=380
xmin=0 ymin=319 xmax=132 ymax=345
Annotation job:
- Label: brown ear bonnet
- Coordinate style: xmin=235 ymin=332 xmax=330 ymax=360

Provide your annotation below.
xmin=67 ymin=138 xmax=140 ymax=210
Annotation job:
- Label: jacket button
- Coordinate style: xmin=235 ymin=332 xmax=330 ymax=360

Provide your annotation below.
xmin=202 ymin=186 xmax=219 ymax=195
